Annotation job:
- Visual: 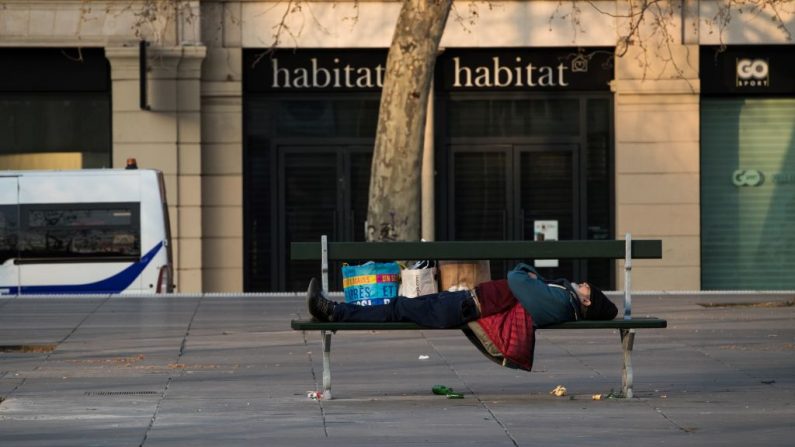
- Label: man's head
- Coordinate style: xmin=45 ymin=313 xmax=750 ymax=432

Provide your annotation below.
xmin=573 ymin=282 xmax=618 ymax=320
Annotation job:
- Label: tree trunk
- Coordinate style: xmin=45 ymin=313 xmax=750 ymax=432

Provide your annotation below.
xmin=366 ymin=0 xmax=452 ymax=242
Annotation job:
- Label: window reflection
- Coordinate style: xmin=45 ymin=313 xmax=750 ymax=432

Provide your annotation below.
xmin=0 ymin=205 xmax=18 ymax=264
xmin=269 ymin=98 xmax=379 ymax=138
xmin=0 ymin=95 xmax=110 ymax=169
xmin=18 ymin=204 xmax=140 ymax=260
xmin=448 ymin=98 xmax=580 ymax=137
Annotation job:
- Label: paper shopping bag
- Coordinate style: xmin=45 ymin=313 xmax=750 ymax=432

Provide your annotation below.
xmin=438 ymin=260 xmax=491 ymax=291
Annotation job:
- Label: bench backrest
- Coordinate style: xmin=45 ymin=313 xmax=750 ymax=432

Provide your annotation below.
xmin=291 ymin=240 xmax=662 ymax=261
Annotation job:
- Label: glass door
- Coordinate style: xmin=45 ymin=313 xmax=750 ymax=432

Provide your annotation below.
xmin=277 ymin=145 xmax=372 ymax=291
xmin=449 ymin=144 xmax=579 ymax=279
xmin=449 ymin=146 xmax=513 ymax=241
xmin=279 ymin=148 xmax=338 ymax=291
xmin=515 ymin=145 xmax=578 ymax=279
xmin=440 ymin=94 xmax=613 ymax=286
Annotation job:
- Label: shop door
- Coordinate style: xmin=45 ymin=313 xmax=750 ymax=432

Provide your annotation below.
xmin=701 ymin=98 xmax=795 ymax=289
xmin=449 ymin=144 xmax=579 ymax=279
xmin=278 ymin=145 xmax=372 ymax=291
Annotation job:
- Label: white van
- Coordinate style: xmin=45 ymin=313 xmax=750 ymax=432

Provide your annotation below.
xmin=0 ymin=169 xmax=174 ymax=295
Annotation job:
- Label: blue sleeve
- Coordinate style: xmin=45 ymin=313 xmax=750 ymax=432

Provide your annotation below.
xmin=507 ymin=263 xmax=570 ymax=327
xmin=510 ymin=263 xmax=544 ymax=280
xmin=507 ymin=263 xmax=557 ymax=305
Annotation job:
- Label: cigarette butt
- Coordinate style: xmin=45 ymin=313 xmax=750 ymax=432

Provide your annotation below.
xmin=592 ymin=394 xmax=603 ymax=400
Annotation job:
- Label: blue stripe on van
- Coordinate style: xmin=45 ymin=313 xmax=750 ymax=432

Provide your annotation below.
xmin=2 ymin=242 xmax=164 ymax=295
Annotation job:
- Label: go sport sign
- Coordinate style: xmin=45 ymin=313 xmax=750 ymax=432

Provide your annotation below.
xmin=243 ymin=48 xmax=614 ymax=92
xmin=701 ymin=46 xmax=795 ymax=95
xmin=736 ymin=58 xmax=769 ymax=87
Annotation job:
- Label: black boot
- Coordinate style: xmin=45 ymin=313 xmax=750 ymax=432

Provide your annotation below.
xmin=306 ymin=278 xmax=336 ymax=322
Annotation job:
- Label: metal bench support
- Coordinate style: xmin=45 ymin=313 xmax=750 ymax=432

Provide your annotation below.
xmin=321 ymin=329 xmax=333 ymax=400
xmin=620 ymin=328 xmax=635 ymax=398
xmin=320 ymin=235 xmax=334 ymax=399
xmin=624 ymin=232 xmax=632 ymax=320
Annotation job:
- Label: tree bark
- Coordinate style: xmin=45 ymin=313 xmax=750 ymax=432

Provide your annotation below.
xmin=366 ymin=0 xmax=452 ymax=242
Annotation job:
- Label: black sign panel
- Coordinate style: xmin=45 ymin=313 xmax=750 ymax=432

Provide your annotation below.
xmin=244 ymin=49 xmax=388 ymax=92
xmin=437 ymin=47 xmax=614 ymax=91
xmin=701 ymin=46 xmax=795 ymax=95
xmin=244 ymin=47 xmax=614 ymax=93
xmin=0 ymin=48 xmax=109 ymax=92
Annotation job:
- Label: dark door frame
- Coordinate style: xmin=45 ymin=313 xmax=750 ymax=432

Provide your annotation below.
xmin=446 ymin=144 xmax=513 ymax=240
xmin=513 ymin=143 xmax=579 ymax=241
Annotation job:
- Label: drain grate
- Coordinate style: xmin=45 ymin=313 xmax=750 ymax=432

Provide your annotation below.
xmin=84 ymin=391 xmax=159 ymax=396
xmin=698 ymin=300 xmax=793 ymax=308
xmin=0 ymin=344 xmax=57 ymax=353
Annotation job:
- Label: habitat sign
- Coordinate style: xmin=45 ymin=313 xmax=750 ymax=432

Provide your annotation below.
xmin=244 ymin=49 xmax=387 ymax=92
xmin=244 ymin=48 xmax=614 ymax=92
xmin=438 ymin=48 xmax=614 ymax=91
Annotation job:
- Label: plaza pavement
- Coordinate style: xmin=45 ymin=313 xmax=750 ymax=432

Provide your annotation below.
xmin=0 ymin=291 xmax=793 ymax=446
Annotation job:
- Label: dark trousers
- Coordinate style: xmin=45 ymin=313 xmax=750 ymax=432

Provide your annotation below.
xmin=331 ymin=290 xmax=479 ymax=329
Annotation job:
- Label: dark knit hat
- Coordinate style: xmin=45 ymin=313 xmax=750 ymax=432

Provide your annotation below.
xmin=584 ymin=285 xmax=618 ymax=320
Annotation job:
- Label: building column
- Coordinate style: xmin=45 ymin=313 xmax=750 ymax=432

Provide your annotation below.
xmin=612 ymin=29 xmax=701 ymax=290
xmin=106 ymin=44 xmax=207 ymax=293
xmin=199 ymin=0 xmax=244 ymax=292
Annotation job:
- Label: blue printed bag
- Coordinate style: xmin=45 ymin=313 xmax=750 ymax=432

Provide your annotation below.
xmin=341 ymin=261 xmax=400 ymax=306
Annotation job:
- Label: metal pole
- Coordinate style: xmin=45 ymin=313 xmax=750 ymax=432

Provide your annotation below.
xmin=321 ymin=235 xmax=329 ymax=294
xmin=624 ymin=232 xmax=632 ymax=320
xmin=321 ymin=330 xmax=333 ymax=400
xmin=621 ymin=328 xmax=635 ymax=398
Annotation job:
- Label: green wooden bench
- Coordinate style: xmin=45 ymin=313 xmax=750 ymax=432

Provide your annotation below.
xmin=290 ymin=234 xmax=666 ymax=399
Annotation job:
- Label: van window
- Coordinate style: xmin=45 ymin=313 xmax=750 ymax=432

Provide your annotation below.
xmin=18 ymin=203 xmax=140 ymax=261
xmin=0 ymin=205 xmax=18 ymax=264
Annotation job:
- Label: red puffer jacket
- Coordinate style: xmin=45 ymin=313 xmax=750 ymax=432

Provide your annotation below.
xmin=474 ymin=280 xmax=535 ymax=371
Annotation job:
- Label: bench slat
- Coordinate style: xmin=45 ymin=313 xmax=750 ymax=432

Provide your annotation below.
xmin=290 ymin=240 xmax=662 ymax=261
xmin=291 ymin=317 xmax=667 ymax=331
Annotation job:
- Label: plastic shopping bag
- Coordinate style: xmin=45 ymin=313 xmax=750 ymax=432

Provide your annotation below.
xmin=398 ymin=260 xmax=438 ymax=298
xmin=341 ymin=261 xmax=400 ymax=306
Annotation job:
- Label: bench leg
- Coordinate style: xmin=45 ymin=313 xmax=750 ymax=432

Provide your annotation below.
xmin=620 ymin=328 xmax=635 ymax=398
xmin=321 ymin=330 xmax=333 ymax=400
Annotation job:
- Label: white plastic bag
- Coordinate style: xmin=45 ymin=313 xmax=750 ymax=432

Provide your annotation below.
xmin=399 ymin=262 xmax=438 ymax=298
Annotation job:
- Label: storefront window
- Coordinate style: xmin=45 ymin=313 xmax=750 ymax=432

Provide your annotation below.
xmin=247 ymin=98 xmax=379 ymax=138
xmin=245 ymin=94 xmax=378 ymax=291
xmin=448 ymin=97 xmax=580 ymax=137
xmin=0 ymin=95 xmax=110 ymax=169
xmin=0 ymin=48 xmax=111 ymax=170
xmin=244 ymin=48 xmax=613 ymax=291
xmin=441 ymin=94 xmax=612 ymax=285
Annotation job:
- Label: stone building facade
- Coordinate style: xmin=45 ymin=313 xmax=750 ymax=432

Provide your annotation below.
xmin=1 ymin=1 xmax=793 ymax=292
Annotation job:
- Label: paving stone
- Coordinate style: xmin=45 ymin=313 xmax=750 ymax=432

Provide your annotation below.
xmin=0 ymin=293 xmax=793 ymax=446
